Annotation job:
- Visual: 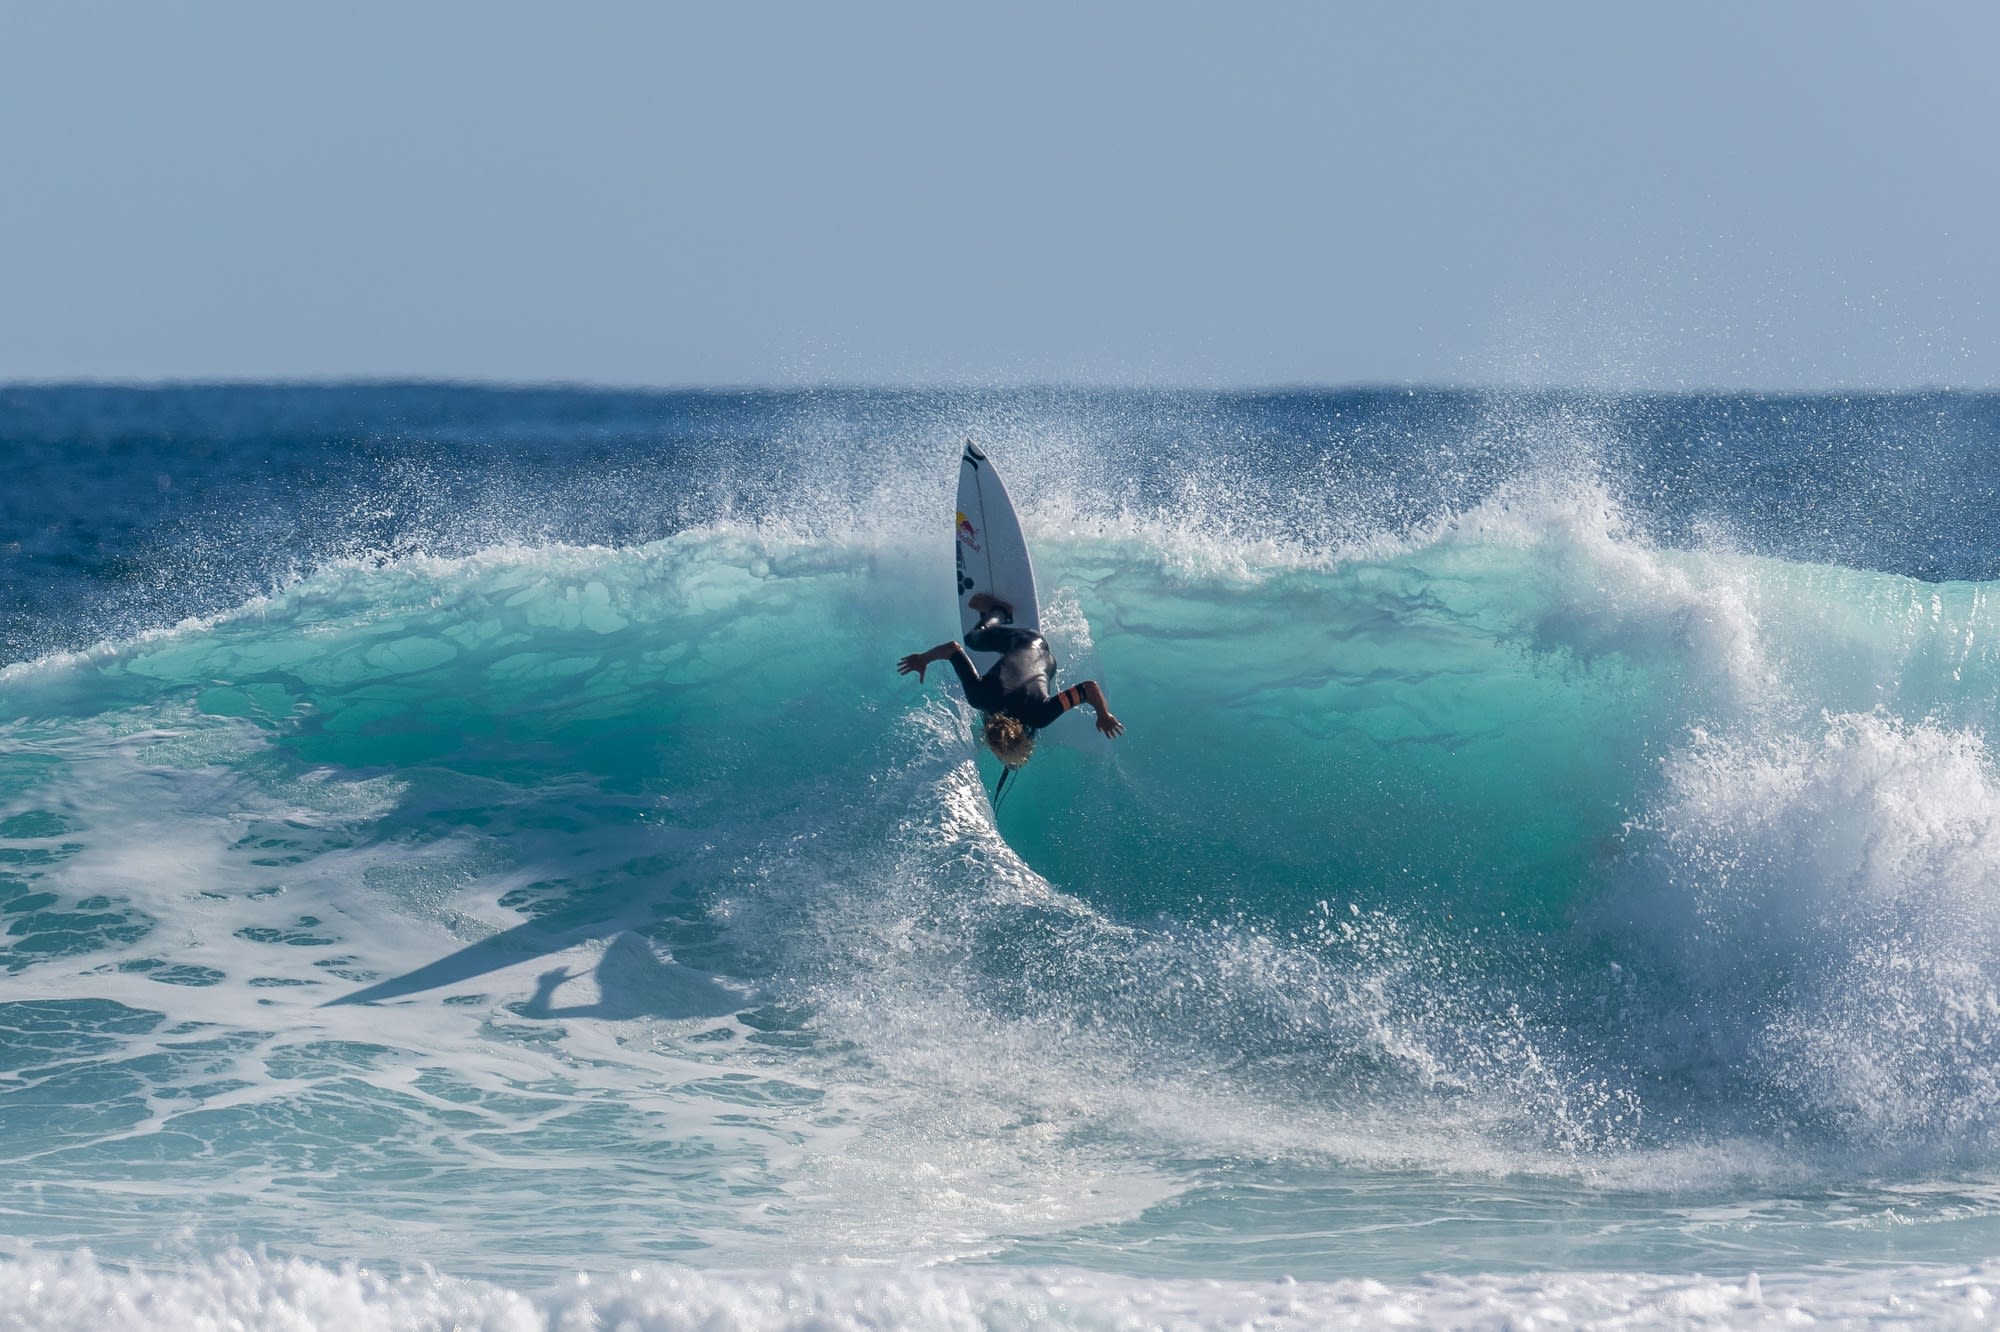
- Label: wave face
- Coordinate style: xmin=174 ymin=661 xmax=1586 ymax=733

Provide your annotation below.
xmin=9 ymin=386 xmax=2000 ymax=1320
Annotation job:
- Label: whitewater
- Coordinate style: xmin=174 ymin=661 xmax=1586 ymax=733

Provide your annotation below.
xmin=8 ymin=385 xmax=2000 ymax=1327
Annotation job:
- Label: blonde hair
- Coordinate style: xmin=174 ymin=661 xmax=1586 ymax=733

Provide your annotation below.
xmin=981 ymin=712 xmax=1035 ymax=768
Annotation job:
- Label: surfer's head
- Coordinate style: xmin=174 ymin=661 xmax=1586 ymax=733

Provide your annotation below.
xmin=981 ymin=712 xmax=1034 ymax=768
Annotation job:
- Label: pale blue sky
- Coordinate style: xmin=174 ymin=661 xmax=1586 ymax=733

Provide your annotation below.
xmin=3 ymin=2 xmax=1996 ymax=388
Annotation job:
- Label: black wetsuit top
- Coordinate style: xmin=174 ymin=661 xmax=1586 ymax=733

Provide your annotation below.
xmin=950 ymin=611 xmax=1069 ymax=729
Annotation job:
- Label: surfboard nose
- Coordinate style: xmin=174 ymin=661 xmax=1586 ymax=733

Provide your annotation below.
xmin=963 ymin=439 xmax=987 ymax=465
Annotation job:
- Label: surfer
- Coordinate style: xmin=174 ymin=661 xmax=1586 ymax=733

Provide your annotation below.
xmin=898 ymin=594 xmax=1123 ymax=767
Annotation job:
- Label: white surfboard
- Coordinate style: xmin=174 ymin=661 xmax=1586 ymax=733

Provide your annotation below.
xmin=954 ymin=440 xmax=1040 ymax=670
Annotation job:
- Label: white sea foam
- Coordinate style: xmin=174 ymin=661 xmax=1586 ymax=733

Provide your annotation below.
xmin=7 ymin=1249 xmax=2000 ymax=1331
xmin=1627 ymin=710 xmax=2000 ymax=1155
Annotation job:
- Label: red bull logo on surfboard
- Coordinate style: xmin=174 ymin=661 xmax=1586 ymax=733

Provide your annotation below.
xmin=955 ymin=511 xmax=981 ymax=552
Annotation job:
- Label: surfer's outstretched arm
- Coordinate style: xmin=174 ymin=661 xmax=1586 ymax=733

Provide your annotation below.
xmin=1052 ymin=680 xmax=1124 ymax=738
xmin=898 ymin=642 xmax=980 ymax=693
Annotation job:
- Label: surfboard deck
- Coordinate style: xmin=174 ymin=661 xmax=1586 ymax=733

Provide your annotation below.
xmin=955 ymin=440 xmax=1040 ymax=671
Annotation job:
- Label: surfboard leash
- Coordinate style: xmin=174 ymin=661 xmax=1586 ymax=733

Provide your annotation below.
xmin=992 ymin=764 xmax=1019 ymax=813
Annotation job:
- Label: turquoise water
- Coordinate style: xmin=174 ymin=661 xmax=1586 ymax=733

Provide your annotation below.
xmin=9 ymin=386 xmax=2000 ymax=1325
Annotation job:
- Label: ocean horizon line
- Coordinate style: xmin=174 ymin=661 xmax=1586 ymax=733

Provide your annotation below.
xmin=2 ymin=375 xmax=1995 ymax=400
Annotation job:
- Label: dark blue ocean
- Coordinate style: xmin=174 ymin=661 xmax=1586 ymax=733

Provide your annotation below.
xmin=8 ymin=384 xmax=2000 ymax=1326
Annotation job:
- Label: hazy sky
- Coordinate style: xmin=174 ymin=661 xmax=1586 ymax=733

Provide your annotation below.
xmin=3 ymin=2 xmax=1997 ymax=389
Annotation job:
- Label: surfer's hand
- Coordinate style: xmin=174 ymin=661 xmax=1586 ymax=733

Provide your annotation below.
xmin=1074 ymin=682 xmax=1121 ymax=737
xmin=897 ymin=652 xmax=930 ymax=681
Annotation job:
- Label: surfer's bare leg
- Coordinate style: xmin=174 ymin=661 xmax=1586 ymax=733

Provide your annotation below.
xmin=968 ymin=592 xmax=1013 ymax=624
